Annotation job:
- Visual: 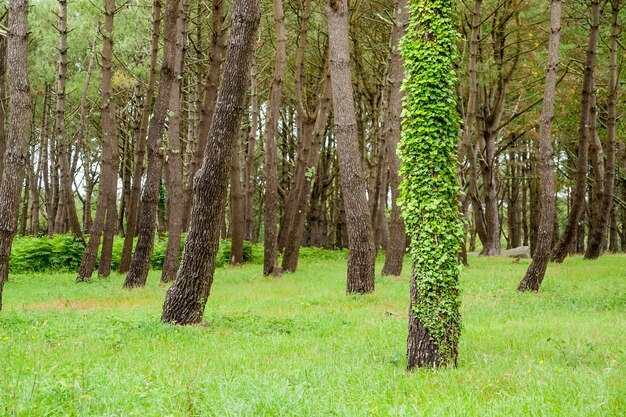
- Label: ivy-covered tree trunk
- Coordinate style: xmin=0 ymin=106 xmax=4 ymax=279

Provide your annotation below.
xmin=401 ymin=0 xmax=463 ymax=369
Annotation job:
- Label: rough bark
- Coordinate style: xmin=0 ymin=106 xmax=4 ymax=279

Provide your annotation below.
xmin=161 ymin=0 xmax=188 ymax=283
xmin=551 ymin=0 xmax=600 ymax=263
xmin=0 ymin=0 xmax=31 ymax=310
xmin=77 ymin=0 xmax=119 ymax=281
xmin=161 ymin=0 xmax=259 ymax=325
xmin=327 ymin=0 xmax=375 ymax=293
xmin=585 ymin=0 xmax=620 ymax=260
xmin=518 ymin=0 xmax=562 ymax=292
xmin=244 ymin=57 xmax=258 ymax=241
xmin=263 ymin=0 xmax=286 ymax=276
xmin=124 ymin=0 xmax=181 ymax=288
xmin=0 ymin=31 xmax=6 ymax=182
xmin=53 ymin=0 xmax=83 ymax=241
xmin=229 ymin=135 xmax=245 ymax=265
xmin=119 ymin=0 xmax=162 ymax=273
xmin=381 ymin=0 xmax=408 ymax=277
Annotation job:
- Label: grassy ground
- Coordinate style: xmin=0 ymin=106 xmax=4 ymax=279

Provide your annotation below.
xmin=0 ymin=254 xmax=624 ymax=416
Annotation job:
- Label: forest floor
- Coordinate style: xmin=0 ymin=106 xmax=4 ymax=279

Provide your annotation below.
xmin=0 ymin=254 xmax=625 ymax=416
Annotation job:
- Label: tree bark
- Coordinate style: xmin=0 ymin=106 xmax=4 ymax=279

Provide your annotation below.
xmin=585 ymin=0 xmax=620 ymax=260
xmin=124 ymin=0 xmax=181 ymax=288
xmin=0 ymin=0 xmax=31 ymax=310
xmin=161 ymin=0 xmax=259 ymax=325
xmin=229 ymin=135 xmax=245 ymax=265
xmin=53 ymin=0 xmax=84 ymax=241
xmin=161 ymin=0 xmax=188 ymax=283
xmin=381 ymin=0 xmax=408 ymax=277
xmin=0 ymin=30 xmax=6 ymax=183
xmin=518 ymin=0 xmax=562 ymax=292
xmin=327 ymin=0 xmax=375 ymax=293
xmin=551 ymin=0 xmax=600 ymax=263
xmin=263 ymin=0 xmax=286 ymax=276
xmin=77 ymin=0 xmax=118 ymax=282
xmin=119 ymin=0 xmax=161 ymax=273
xmin=244 ymin=57 xmax=258 ymax=241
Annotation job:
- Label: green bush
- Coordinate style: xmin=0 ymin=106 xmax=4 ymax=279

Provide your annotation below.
xmin=10 ymin=235 xmax=85 ymax=273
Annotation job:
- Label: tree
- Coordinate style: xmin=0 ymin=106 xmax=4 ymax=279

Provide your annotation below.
xmin=551 ymin=0 xmax=601 ymax=263
xmin=118 ymin=0 xmax=162 ymax=274
xmin=584 ymin=0 xmax=621 ymax=260
xmin=263 ymin=0 xmax=286 ymax=277
xmin=0 ymin=0 xmax=32 ymax=310
xmin=381 ymin=0 xmax=408 ymax=277
xmin=401 ymin=0 xmax=463 ymax=368
xmin=518 ymin=0 xmax=562 ymax=292
xmin=123 ymin=0 xmax=181 ymax=289
xmin=76 ymin=0 xmax=119 ymax=282
xmin=327 ymin=0 xmax=376 ymax=294
xmin=161 ymin=0 xmax=260 ymax=325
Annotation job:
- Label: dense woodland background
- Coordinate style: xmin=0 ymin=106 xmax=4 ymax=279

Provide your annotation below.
xmin=0 ymin=0 xmax=624 ymax=282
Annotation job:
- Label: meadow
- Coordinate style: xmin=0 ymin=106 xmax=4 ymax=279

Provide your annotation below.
xmin=0 ymin=253 xmax=624 ymax=416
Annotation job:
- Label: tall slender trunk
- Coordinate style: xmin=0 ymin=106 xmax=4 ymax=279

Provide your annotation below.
xmin=327 ymin=0 xmax=375 ymax=293
xmin=161 ymin=0 xmax=259 ymax=325
xmin=381 ymin=0 xmax=408 ymax=277
xmin=0 ymin=31 xmax=6 ymax=182
xmin=119 ymin=0 xmax=162 ymax=273
xmin=0 ymin=0 xmax=31 ymax=310
xmin=551 ymin=0 xmax=600 ymax=262
xmin=244 ymin=58 xmax=258 ymax=241
xmin=53 ymin=0 xmax=83 ymax=241
xmin=585 ymin=0 xmax=621 ymax=259
xmin=162 ymin=0 xmax=188 ymax=283
xmin=518 ymin=0 xmax=562 ymax=292
xmin=77 ymin=0 xmax=118 ymax=282
xmin=230 ymin=135 xmax=245 ymax=264
xmin=124 ymin=0 xmax=181 ymax=288
xmin=263 ymin=0 xmax=286 ymax=276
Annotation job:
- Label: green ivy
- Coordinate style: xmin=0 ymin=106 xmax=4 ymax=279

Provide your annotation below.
xmin=398 ymin=0 xmax=464 ymax=366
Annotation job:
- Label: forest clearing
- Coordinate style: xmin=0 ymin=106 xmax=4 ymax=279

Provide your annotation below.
xmin=1 ymin=254 xmax=625 ymax=416
xmin=0 ymin=0 xmax=625 ymax=414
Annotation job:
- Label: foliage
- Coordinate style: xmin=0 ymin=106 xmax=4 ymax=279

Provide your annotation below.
xmin=10 ymin=235 xmax=85 ymax=273
xmin=9 ymin=236 xmax=262 ymax=274
xmin=398 ymin=0 xmax=464 ymax=365
xmin=0 ymin=256 xmax=624 ymax=415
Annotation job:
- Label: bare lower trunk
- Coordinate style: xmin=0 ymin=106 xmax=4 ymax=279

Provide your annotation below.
xmin=77 ymin=0 xmax=118 ymax=282
xmin=161 ymin=0 xmax=188 ymax=284
xmin=551 ymin=0 xmax=600 ymax=263
xmin=230 ymin=136 xmax=245 ymax=265
xmin=124 ymin=0 xmax=181 ymax=288
xmin=0 ymin=0 xmax=31 ymax=310
xmin=381 ymin=0 xmax=408 ymax=277
xmin=119 ymin=0 xmax=161 ymax=273
xmin=518 ymin=0 xmax=561 ymax=292
xmin=327 ymin=0 xmax=375 ymax=293
xmin=244 ymin=58 xmax=258 ymax=241
xmin=263 ymin=0 xmax=286 ymax=276
xmin=585 ymin=0 xmax=620 ymax=260
xmin=161 ymin=0 xmax=259 ymax=324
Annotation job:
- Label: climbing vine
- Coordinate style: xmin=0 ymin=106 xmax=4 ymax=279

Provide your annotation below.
xmin=398 ymin=0 xmax=464 ymax=366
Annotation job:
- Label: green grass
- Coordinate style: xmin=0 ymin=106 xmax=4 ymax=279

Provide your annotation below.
xmin=0 ymin=254 xmax=624 ymax=416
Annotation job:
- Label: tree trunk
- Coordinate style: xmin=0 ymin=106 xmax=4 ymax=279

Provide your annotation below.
xmin=518 ymin=0 xmax=562 ymax=292
xmin=161 ymin=0 xmax=188 ymax=283
xmin=77 ymin=0 xmax=118 ymax=282
xmin=381 ymin=0 xmax=408 ymax=277
xmin=124 ymin=0 xmax=181 ymax=289
xmin=244 ymin=57 xmax=258 ymax=241
xmin=551 ymin=0 xmax=600 ymax=262
xmin=585 ymin=0 xmax=620 ymax=260
xmin=161 ymin=0 xmax=259 ymax=325
xmin=119 ymin=0 xmax=162 ymax=273
xmin=229 ymin=135 xmax=245 ymax=265
xmin=327 ymin=0 xmax=375 ymax=294
xmin=0 ymin=0 xmax=31 ymax=310
xmin=53 ymin=0 xmax=84 ymax=241
xmin=263 ymin=0 xmax=286 ymax=276
xmin=0 ymin=31 xmax=6 ymax=183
